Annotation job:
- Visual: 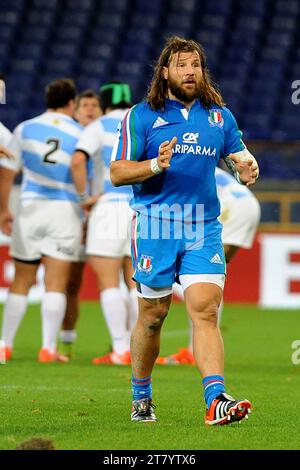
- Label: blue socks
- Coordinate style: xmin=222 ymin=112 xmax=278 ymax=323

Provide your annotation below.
xmin=132 ymin=376 xmax=152 ymax=401
xmin=203 ymin=375 xmax=225 ymax=408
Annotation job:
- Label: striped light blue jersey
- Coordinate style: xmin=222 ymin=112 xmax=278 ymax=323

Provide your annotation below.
xmin=111 ymin=99 xmax=245 ymax=222
xmin=4 ymin=112 xmax=82 ymax=202
xmin=216 ymin=167 xmax=255 ymax=203
xmin=76 ymin=109 xmax=132 ymax=201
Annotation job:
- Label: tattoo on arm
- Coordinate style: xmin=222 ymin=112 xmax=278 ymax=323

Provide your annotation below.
xmin=223 ymin=155 xmax=236 ymax=175
xmin=223 ymin=156 xmax=243 ymax=184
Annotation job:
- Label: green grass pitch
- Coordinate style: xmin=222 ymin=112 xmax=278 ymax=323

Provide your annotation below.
xmin=1 ymin=301 xmax=300 ymax=450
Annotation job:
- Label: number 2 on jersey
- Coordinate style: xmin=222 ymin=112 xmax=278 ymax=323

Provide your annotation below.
xmin=44 ymin=138 xmax=60 ymax=164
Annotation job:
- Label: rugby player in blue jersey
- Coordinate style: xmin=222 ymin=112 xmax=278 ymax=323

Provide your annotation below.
xmin=111 ymin=36 xmax=259 ymax=425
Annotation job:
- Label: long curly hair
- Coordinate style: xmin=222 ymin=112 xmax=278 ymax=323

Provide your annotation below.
xmin=147 ymin=36 xmax=225 ymax=111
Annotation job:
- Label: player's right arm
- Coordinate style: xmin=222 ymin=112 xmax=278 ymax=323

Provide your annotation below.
xmin=110 ymin=105 xmax=177 ymax=186
xmin=71 ymin=121 xmax=102 ymax=210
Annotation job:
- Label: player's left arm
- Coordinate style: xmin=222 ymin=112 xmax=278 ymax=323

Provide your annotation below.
xmin=221 ymin=109 xmax=259 ymax=186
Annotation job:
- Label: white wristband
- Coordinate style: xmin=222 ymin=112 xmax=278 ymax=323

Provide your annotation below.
xmin=150 ymin=157 xmax=163 ymax=175
xmin=78 ymin=191 xmax=89 ymax=203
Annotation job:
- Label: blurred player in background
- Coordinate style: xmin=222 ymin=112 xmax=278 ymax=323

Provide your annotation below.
xmin=0 ymin=78 xmax=83 ymax=363
xmin=0 ymin=121 xmax=12 ymax=148
xmin=111 ymin=36 xmax=259 ymax=424
xmin=60 ymin=89 xmax=102 ymax=357
xmin=0 ymin=122 xmax=19 ymax=217
xmin=159 ymin=166 xmax=261 ymax=364
xmin=71 ymin=81 xmax=137 ymax=365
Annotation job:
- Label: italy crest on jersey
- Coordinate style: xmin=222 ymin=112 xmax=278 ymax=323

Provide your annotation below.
xmin=137 ymin=255 xmax=153 ymax=273
xmin=208 ymin=109 xmax=224 ymax=127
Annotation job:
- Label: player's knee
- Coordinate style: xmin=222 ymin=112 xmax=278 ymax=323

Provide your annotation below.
xmin=141 ymin=303 xmax=169 ymax=332
xmin=190 ymin=303 xmax=219 ymax=326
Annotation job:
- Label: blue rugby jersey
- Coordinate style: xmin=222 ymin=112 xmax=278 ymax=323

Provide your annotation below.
xmin=76 ymin=109 xmax=132 ymax=200
xmin=4 ymin=112 xmax=83 ymax=202
xmin=111 ymin=99 xmax=245 ymax=222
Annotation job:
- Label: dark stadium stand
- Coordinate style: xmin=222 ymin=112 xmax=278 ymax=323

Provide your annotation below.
xmin=0 ymin=0 xmax=299 ymax=179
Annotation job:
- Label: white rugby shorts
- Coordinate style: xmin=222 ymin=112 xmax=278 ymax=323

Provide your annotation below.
xmin=10 ymin=199 xmax=83 ymax=262
xmin=86 ymin=197 xmax=133 ymax=258
xmin=220 ymin=196 xmax=260 ymax=249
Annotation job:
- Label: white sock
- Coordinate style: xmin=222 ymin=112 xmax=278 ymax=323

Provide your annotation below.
xmin=101 ymin=288 xmax=129 ymax=355
xmin=172 ymin=282 xmax=184 ymax=301
xmin=41 ymin=292 xmax=66 ymax=354
xmin=60 ymin=330 xmax=77 ymax=344
xmin=1 ymin=293 xmax=28 ymax=348
xmin=127 ymin=288 xmax=138 ymax=332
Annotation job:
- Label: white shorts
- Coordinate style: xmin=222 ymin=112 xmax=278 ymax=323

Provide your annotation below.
xmin=10 ymin=199 xmax=83 ymax=262
xmin=136 ymin=274 xmax=225 ymax=299
xmin=86 ymin=197 xmax=133 ymax=258
xmin=220 ymin=196 xmax=260 ymax=249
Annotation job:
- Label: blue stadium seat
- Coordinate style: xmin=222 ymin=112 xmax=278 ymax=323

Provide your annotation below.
xmin=65 ymin=0 xmax=95 ymax=10
xmin=31 ymin=0 xmax=59 ymax=9
xmin=94 ymin=13 xmax=124 ymax=29
xmin=11 ymin=59 xmax=38 ymax=73
xmin=16 ymin=43 xmax=44 ymax=60
xmin=130 ymin=13 xmax=159 ymax=30
xmin=44 ymin=59 xmax=74 ymax=75
xmin=126 ymin=29 xmax=153 ymax=46
xmin=27 ymin=10 xmax=56 ymax=26
xmin=4 ymin=0 xmax=25 ymax=10
xmin=275 ymin=0 xmax=299 ymax=14
xmin=87 ymin=44 xmax=116 ymax=61
xmin=80 ymin=59 xmax=110 ymax=76
xmin=172 ymin=0 xmax=197 ymax=12
xmin=0 ymin=24 xmax=17 ymax=42
xmin=49 ymin=43 xmax=79 ymax=59
xmin=134 ymin=0 xmax=163 ymax=13
xmin=21 ymin=26 xmax=51 ymax=43
xmin=165 ymin=14 xmax=192 ymax=31
xmin=0 ymin=11 xmax=20 ymax=25
xmin=90 ymin=29 xmax=120 ymax=46
xmin=202 ymin=0 xmax=233 ymax=15
xmin=59 ymin=11 xmax=90 ymax=26
xmin=201 ymin=14 xmax=227 ymax=30
xmin=56 ymin=26 xmax=83 ymax=42
xmin=238 ymin=0 xmax=267 ymax=15
xmin=101 ymin=0 xmax=130 ymax=12
xmin=121 ymin=44 xmax=151 ymax=62
xmin=271 ymin=16 xmax=297 ymax=31
xmin=266 ymin=32 xmax=293 ymax=48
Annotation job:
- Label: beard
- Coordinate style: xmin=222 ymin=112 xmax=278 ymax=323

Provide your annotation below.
xmin=168 ymin=76 xmax=202 ymax=103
